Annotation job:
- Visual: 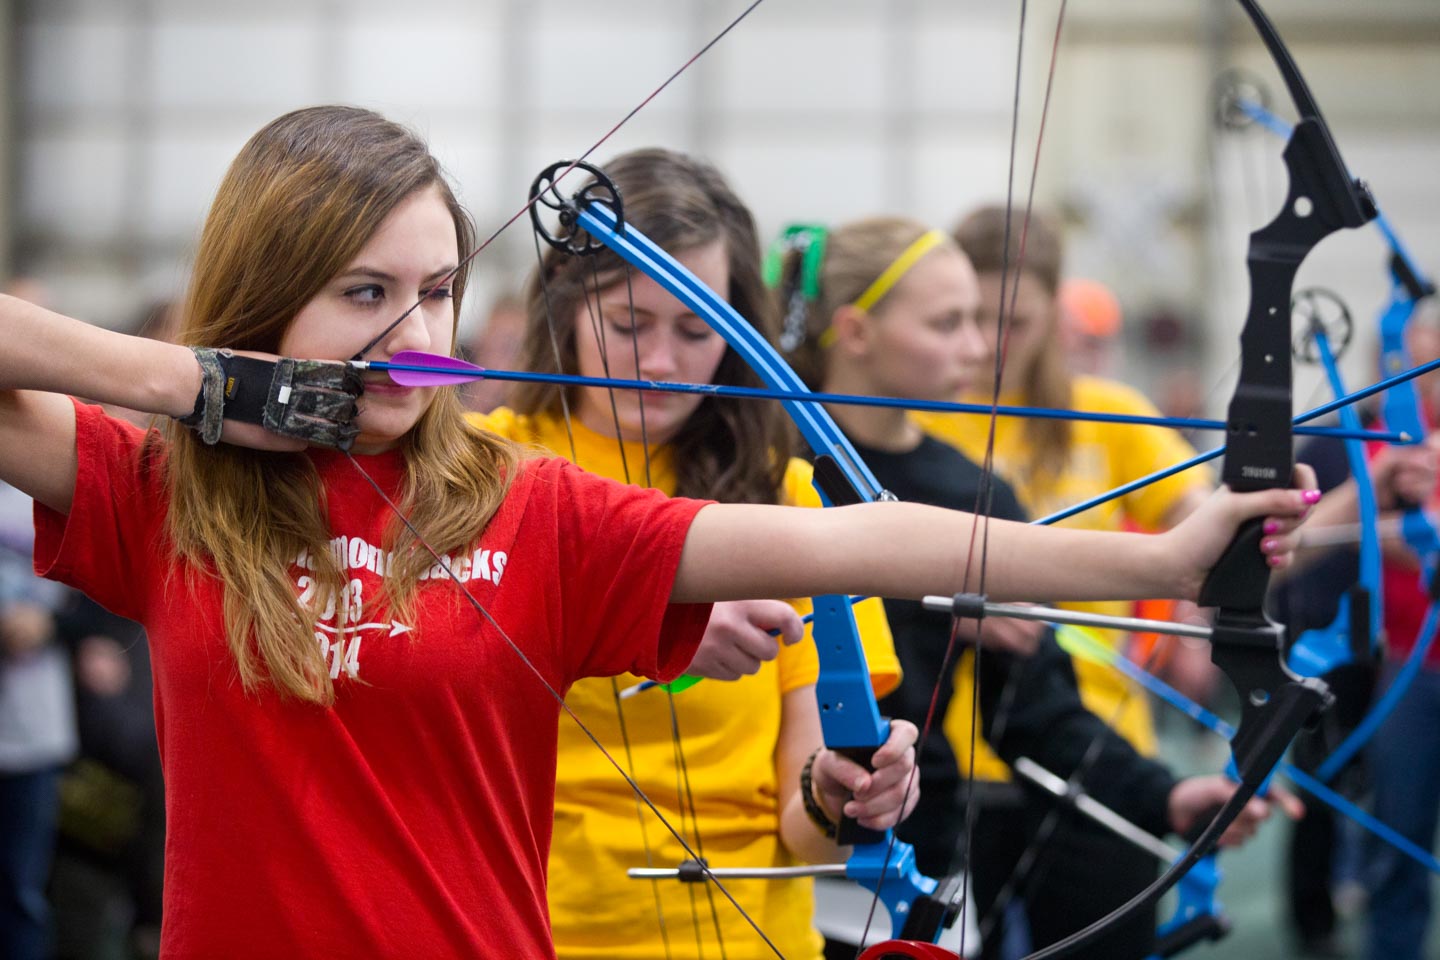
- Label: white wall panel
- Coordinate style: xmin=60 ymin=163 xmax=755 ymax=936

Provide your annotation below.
xmin=9 ymin=0 xmax=1440 ymax=364
xmin=21 ymin=20 xmax=130 ymax=111
xmin=149 ymin=21 xmax=324 ymax=110
xmin=19 ymin=135 xmax=129 ymax=239
xmin=337 ymin=16 xmax=506 ymax=112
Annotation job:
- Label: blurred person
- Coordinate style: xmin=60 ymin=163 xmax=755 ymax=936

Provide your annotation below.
xmin=1274 ymin=415 xmax=1383 ymax=958
xmin=1364 ymin=299 xmax=1440 ymax=960
xmin=1 ymin=276 xmax=78 ymax=960
xmin=776 ymin=214 xmax=1303 ymax=959
xmin=912 ymin=206 xmax=1220 ymax=958
xmin=49 ymin=592 xmax=164 ymax=960
xmin=0 ymin=479 xmax=77 ymax=960
xmin=1157 ymin=367 xmax=1207 ymax=423
xmin=476 ymin=149 xmax=909 ymax=960
xmin=1058 ymin=278 xmax=1122 ymax=378
xmin=461 ymin=292 xmax=526 ymax=413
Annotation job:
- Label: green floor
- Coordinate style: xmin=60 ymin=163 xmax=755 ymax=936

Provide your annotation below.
xmin=1152 ymin=718 xmax=1440 ymax=960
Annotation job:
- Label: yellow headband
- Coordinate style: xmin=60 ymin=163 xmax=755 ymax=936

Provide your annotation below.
xmin=850 ymin=229 xmax=947 ymax=312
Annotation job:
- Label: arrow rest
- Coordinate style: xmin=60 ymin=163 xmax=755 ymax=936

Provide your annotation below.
xmin=528 ymin=158 xmax=625 ymax=256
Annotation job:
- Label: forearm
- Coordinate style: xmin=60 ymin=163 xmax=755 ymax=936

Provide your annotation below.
xmin=778 ymin=785 xmax=846 ymax=865
xmin=0 ymin=294 xmax=198 ymax=416
xmin=775 ymin=688 xmax=846 ymax=863
xmin=982 ymin=641 xmax=1176 ymax=836
xmin=674 ymin=501 xmax=1178 ymax=605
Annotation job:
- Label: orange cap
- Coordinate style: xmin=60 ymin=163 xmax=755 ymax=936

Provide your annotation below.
xmin=1060 ymin=278 xmax=1121 ymax=339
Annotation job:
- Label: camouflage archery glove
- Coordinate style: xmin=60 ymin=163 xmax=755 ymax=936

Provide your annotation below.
xmin=178 ymin=347 xmax=363 ymax=450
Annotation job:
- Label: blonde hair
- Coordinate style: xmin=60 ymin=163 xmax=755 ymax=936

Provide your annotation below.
xmin=953 ymin=205 xmax=1071 ymax=486
xmin=777 ymin=216 xmax=947 ymax=389
xmin=161 ymin=106 xmax=517 ymax=705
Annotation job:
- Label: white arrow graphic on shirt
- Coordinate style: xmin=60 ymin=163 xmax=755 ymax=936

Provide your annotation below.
xmin=314 ymin=621 xmax=412 ymax=638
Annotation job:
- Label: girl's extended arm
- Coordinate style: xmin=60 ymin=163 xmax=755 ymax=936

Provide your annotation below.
xmin=671 ymin=479 xmax=1315 ymax=607
xmin=0 ymin=295 xmax=200 ymax=513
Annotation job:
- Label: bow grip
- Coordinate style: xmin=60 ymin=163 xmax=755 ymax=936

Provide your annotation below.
xmin=831 ymin=746 xmax=886 ymax=846
xmin=1197 ymin=516 xmax=1271 ymax=614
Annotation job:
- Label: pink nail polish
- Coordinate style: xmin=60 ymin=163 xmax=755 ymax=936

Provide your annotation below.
xmin=1303 ymin=489 xmax=1322 ymax=504
xmin=1263 ymin=520 xmax=1278 ymax=534
xmin=1262 ymin=538 xmax=1277 ymax=553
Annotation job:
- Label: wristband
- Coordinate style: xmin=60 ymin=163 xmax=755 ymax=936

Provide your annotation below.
xmin=800 ymin=748 xmax=838 ymax=839
xmin=178 ymin=348 xmax=364 ymax=450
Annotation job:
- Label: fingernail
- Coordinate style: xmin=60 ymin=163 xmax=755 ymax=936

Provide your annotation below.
xmin=1262 ymin=538 xmax=1277 ymax=553
xmin=1303 ymin=489 xmax=1322 ymax=504
xmin=1263 ymin=520 xmax=1278 ymax=534
xmin=1268 ymin=553 xmax=1283 ymax=567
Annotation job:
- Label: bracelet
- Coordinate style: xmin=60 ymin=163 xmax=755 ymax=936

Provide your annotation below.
xmin=800 ymin=748 xmax=838 ymax=839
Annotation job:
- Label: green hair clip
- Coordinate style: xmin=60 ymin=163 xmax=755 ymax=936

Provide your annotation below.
xmin=762 ymin=224 xmax=829 ymax=352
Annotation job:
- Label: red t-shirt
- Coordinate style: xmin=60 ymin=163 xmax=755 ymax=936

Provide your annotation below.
xmin=1365 ymin=425 xmax=1440 ymax=669
xmin=35 ymin=401 xmax=712 ymax=958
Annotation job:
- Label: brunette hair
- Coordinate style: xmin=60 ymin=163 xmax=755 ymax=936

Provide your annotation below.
xmin=513 ymin=148 xmax=791 ymax=504
xmin=163 ymin=105 xmax=517 ymax=705
xmin=953 ymin=204 xmax=1072 ymax=484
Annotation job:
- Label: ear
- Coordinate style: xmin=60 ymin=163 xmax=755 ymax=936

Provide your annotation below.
xmin=827 ymin=304 xmax=871 ymax=356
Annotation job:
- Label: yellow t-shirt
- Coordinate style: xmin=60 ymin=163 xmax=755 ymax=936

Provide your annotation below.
xmin=475 ymin=407 xmax=901 ymax=960
xmin=913 ymin=376 xmax=1209 ymax=780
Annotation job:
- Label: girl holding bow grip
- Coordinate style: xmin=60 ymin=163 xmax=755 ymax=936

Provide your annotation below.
xmin=0 ymin=106 xmax=1314 ymax=958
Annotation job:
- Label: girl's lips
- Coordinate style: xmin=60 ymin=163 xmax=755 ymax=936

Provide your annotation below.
xmin=364 ymin=380 xmax=413 ymax=396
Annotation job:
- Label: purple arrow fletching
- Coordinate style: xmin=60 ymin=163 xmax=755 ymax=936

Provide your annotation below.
xmin=385 ymin=350 xmax=486 ymax=386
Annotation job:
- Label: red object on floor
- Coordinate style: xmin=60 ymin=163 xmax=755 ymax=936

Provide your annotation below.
xmin=858 ymin=942 xmax=961 ymax=959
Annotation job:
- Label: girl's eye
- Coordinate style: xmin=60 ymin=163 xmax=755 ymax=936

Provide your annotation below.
xmin=423 ymin=285 xmax=454 ymax=301
xmin=603 ymin=314 xmax=637 ymax=335
xmin=678 ymin=323 xmax=714 ymax=343
xmin=344 ymin=284 xmax=385 ymax=304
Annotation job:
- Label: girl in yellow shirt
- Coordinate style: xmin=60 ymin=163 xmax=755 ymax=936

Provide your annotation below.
xmin=477 ymin=148 xmax=907 ymax=960
xmin=913 ymin=205 xmax=1215 ymax=959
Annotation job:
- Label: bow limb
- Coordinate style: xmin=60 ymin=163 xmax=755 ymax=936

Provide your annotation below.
xmin=1286 ymin=292 xmax=1383 ymax=680
xmin=1312 ymin=224 xmax=1440 ymax=782
xmin=1227 ymin=88 xmax=1440 ymax=781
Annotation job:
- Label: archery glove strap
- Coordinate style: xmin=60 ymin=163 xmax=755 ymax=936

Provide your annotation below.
xmin=179 ymin=347 xmax=363 ymax=450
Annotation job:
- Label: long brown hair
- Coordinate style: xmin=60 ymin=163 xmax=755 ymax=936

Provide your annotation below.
xmin=163 ymin=105 xmax=517 ymax=705
xmin=513 ymin=148 xmax=791 ymax=504
xmin=953 ymin=205 xmax=1071 ymax=484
